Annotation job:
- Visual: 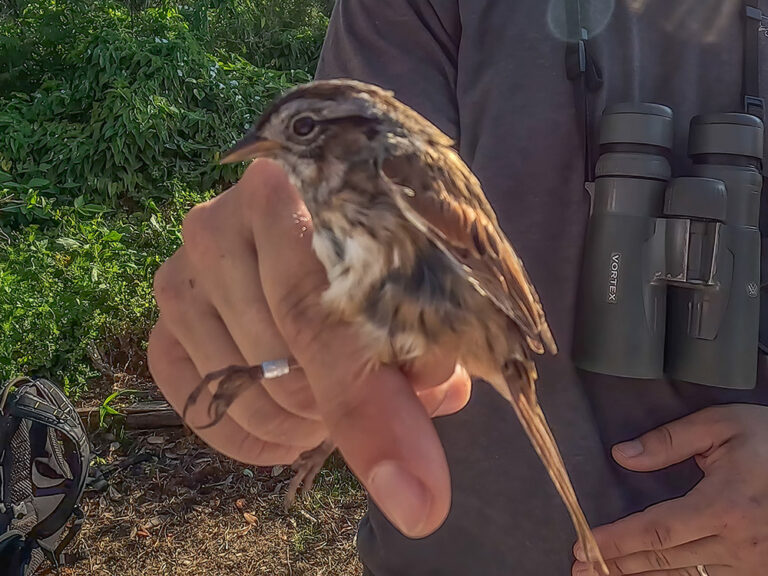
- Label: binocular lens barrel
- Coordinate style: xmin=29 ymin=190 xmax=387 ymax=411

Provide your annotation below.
xmin=665 ymin=114 xmax=763 ymax=389
xmin=574 ymin=105 xmax=763 ymax=389
xmin=574 ymin=103 xmax=673 ymax=379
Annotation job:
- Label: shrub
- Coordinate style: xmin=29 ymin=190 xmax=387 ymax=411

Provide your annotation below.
xmin=0 ymin=0 xmax=327 ymax=94
xmin=0 ymin=185 xmax=213 ymax=393
xmin=0 ymin=0 xmax=328 ymax=393
xmin=0 ymin=1 xmax=312 ymax=212
xmin=183 ymin=0 xmax=329 ymax=71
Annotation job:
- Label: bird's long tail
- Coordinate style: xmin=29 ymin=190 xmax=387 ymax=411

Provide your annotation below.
xmin=491 ymin=361 xmax=608 ymax=575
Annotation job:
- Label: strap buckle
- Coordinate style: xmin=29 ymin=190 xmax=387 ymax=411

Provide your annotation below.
xmin=576 ymin=27 xmax=588 ymax=73
xmin=746 ymin=4 xmax=768 ymax=37
xmin=745 ymin=95 xmax=765 ymax=119
xmin=11 ymin=502 xmax=27 ymax=519
xmin=566 ymin=30 xmax=588 ymax=80
xmin=746 ymin=5 xmax=764 ymax=21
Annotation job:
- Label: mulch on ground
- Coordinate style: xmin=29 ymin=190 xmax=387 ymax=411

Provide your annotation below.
xmin=63 ymin=385 xmax=366 ymax=576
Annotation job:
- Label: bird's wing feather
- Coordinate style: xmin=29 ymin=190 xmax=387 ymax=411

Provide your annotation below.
xmin=381 ymin=147 xmax=556 ymax=356
xmin=383 ymin=145 xmax=607 ymax=574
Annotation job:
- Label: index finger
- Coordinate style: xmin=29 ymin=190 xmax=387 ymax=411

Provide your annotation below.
xmin=242 ymin=160 xmax=452 ymax=538
xmin=576 ymin=487 xmax=724 ymax=562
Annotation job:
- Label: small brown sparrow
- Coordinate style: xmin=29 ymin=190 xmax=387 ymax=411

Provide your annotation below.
xmin=189 ymin=79 xmax=606 ymax=572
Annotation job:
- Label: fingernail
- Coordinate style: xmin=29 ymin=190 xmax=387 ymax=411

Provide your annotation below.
xmin=572 ymin=563 xmax=596 ymax=576
xmin=573 ymin=542 xmax=586 ymax=562
xmin=368 ymin=460 xmax=431 ymax=538
xmin=615 ymin=439 xmax=644 ymax=458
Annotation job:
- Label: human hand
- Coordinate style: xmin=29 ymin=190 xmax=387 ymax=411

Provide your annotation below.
xmin=573 ymin=404 xmax=768 ymax=576
xmin=148 ymin=160 xmax=472 ymax=538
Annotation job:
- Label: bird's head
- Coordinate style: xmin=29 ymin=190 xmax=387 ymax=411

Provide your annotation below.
xmin=220 ymin=79 xmax=451 ymax=197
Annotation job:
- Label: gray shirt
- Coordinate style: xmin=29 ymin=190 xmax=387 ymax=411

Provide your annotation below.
xmin=315 ymin=1 xmax=768 ymax=574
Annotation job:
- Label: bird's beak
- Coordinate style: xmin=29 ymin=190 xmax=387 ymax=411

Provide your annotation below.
xmin=220 ymin=136 xmax=283 ymax=164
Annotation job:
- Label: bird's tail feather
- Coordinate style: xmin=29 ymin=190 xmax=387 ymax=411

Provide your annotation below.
xmin=490 ymin=362 xmax=608 ymax=575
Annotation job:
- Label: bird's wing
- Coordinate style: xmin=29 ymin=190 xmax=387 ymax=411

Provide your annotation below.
xmin=381 ymin=147 xmax=556 ymax=356
xmin=383 ymin=143 xmax=609 ymax=574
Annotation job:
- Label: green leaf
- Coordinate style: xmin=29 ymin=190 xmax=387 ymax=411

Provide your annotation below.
xmin=27 ymin=178 xmax=50 ymax=188
xmin=80 ymin=204 xmax=107 ymax=215
xmin=56 ymin=238 xmax=82 ymax=250
xmin=101 ymin=389 xmax=139 ymax=413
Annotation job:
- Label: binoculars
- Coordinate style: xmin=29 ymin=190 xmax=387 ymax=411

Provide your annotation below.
xmin=574 ymin=103 xmax=763 ymax=389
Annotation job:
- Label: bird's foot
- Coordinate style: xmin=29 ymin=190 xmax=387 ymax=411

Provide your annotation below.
xmin=283 ymin=439 xmax=336 ymax=512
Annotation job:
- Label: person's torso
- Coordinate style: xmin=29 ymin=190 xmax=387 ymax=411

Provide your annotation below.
xmin=358 ymin=2 xmax=768 ymax=574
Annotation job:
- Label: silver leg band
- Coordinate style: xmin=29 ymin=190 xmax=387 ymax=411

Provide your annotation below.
xmin=261 ymin=358 xmax=294 ymax=380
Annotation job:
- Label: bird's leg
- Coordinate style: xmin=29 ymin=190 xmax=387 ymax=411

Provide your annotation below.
xmin=283 ymin=439 xmax=336 ymax=512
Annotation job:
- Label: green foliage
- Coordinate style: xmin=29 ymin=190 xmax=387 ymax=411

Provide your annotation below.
xmin=183 ymin=0 xmax=329 ymax=71
xmin=99 ymin=388 xmax=138 ymax=427
xmin=0 ymin=185 xmax=213 ymax=392
xmin=0 ymin=0 xmax=327 ymax=94
xmin=0 ymin=0 xmax=313 ymax=210
xmin=0 ymin=0 xmax=328 ymax=394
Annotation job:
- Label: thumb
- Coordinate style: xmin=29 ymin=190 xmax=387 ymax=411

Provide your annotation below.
xmin=612 ymin=407 xmax=737 ymax=472
xmin=242 ymin=160 xmax=452 ymax=538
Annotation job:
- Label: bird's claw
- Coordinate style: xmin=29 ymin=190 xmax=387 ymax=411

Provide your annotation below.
xmin=282 ymin=440 xmax=335 ymax=512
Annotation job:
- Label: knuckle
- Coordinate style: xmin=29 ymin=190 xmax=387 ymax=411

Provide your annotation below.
xmin=240 ymin=400 xmax=321 ymax=447
xmin=700 ymin=404 xmax=741 ymax=437
xmin=604 ymin=538 xmax=625 ymax=559
xmin=726 ymin=539 xmax=746 ymax=566
xmin=323 ymin=377 xmax=370 ymax=428
xmin=222 ymin=431 xmax=302 ymax=467
xmin=701 ymin=403 xmax=732 ymax=422
xmin=655 ymin=424 xmax=675 ymax=454
xmin=264 ymin=378 xmax=320 ymax=421
xmin=153 ymin=257 xmax=186 ymax=311
xmin=237 ymin=159 xmax=291 ymax=216
xmin=649 ymin=549 xmax=673 ymax=570
xmin=181 ymin=201 xmax=217 ymax=252
xmin=645 ymin=522 xmax=673 ymax=550
xmin=605 ymin=559 xmax=627 ymax=575
xmin=146 ymin=325 xmax=167 ymax=376
xmin=241 ymin=299 xmax=281 ymax=337
xmin=273 ymin=275 xmax=328 ymax=352
xmin=234 ymin=178 xmax=266 ymax=219
xmin=222 ymin=432 xmax=268 ymax=465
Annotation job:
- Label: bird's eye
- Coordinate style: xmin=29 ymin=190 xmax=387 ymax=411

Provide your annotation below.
xmin=292 ymin=116 xmax=317 ymax=137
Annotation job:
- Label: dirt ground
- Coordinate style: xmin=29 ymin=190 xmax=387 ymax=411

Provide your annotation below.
xmin=64 ymin=387 xmax=366 ymax=576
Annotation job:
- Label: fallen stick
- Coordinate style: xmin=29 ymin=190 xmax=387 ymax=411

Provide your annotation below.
xmin=77 ymin=401 xmax=183 ymax=430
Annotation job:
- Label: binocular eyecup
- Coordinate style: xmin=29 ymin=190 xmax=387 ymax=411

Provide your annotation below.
xmin=574 ymin=103 xmax=763 ymax=389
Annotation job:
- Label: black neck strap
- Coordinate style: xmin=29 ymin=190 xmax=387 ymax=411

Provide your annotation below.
xmin=565 ymin=0 xmax=603 ymax=185
xmin=740 ymin=2 xmax=768 ymax=315
xmin=568 ymin=0 xmax=766 ymax=181
xmin=744 ymin=0 xmax=766 ymax=120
